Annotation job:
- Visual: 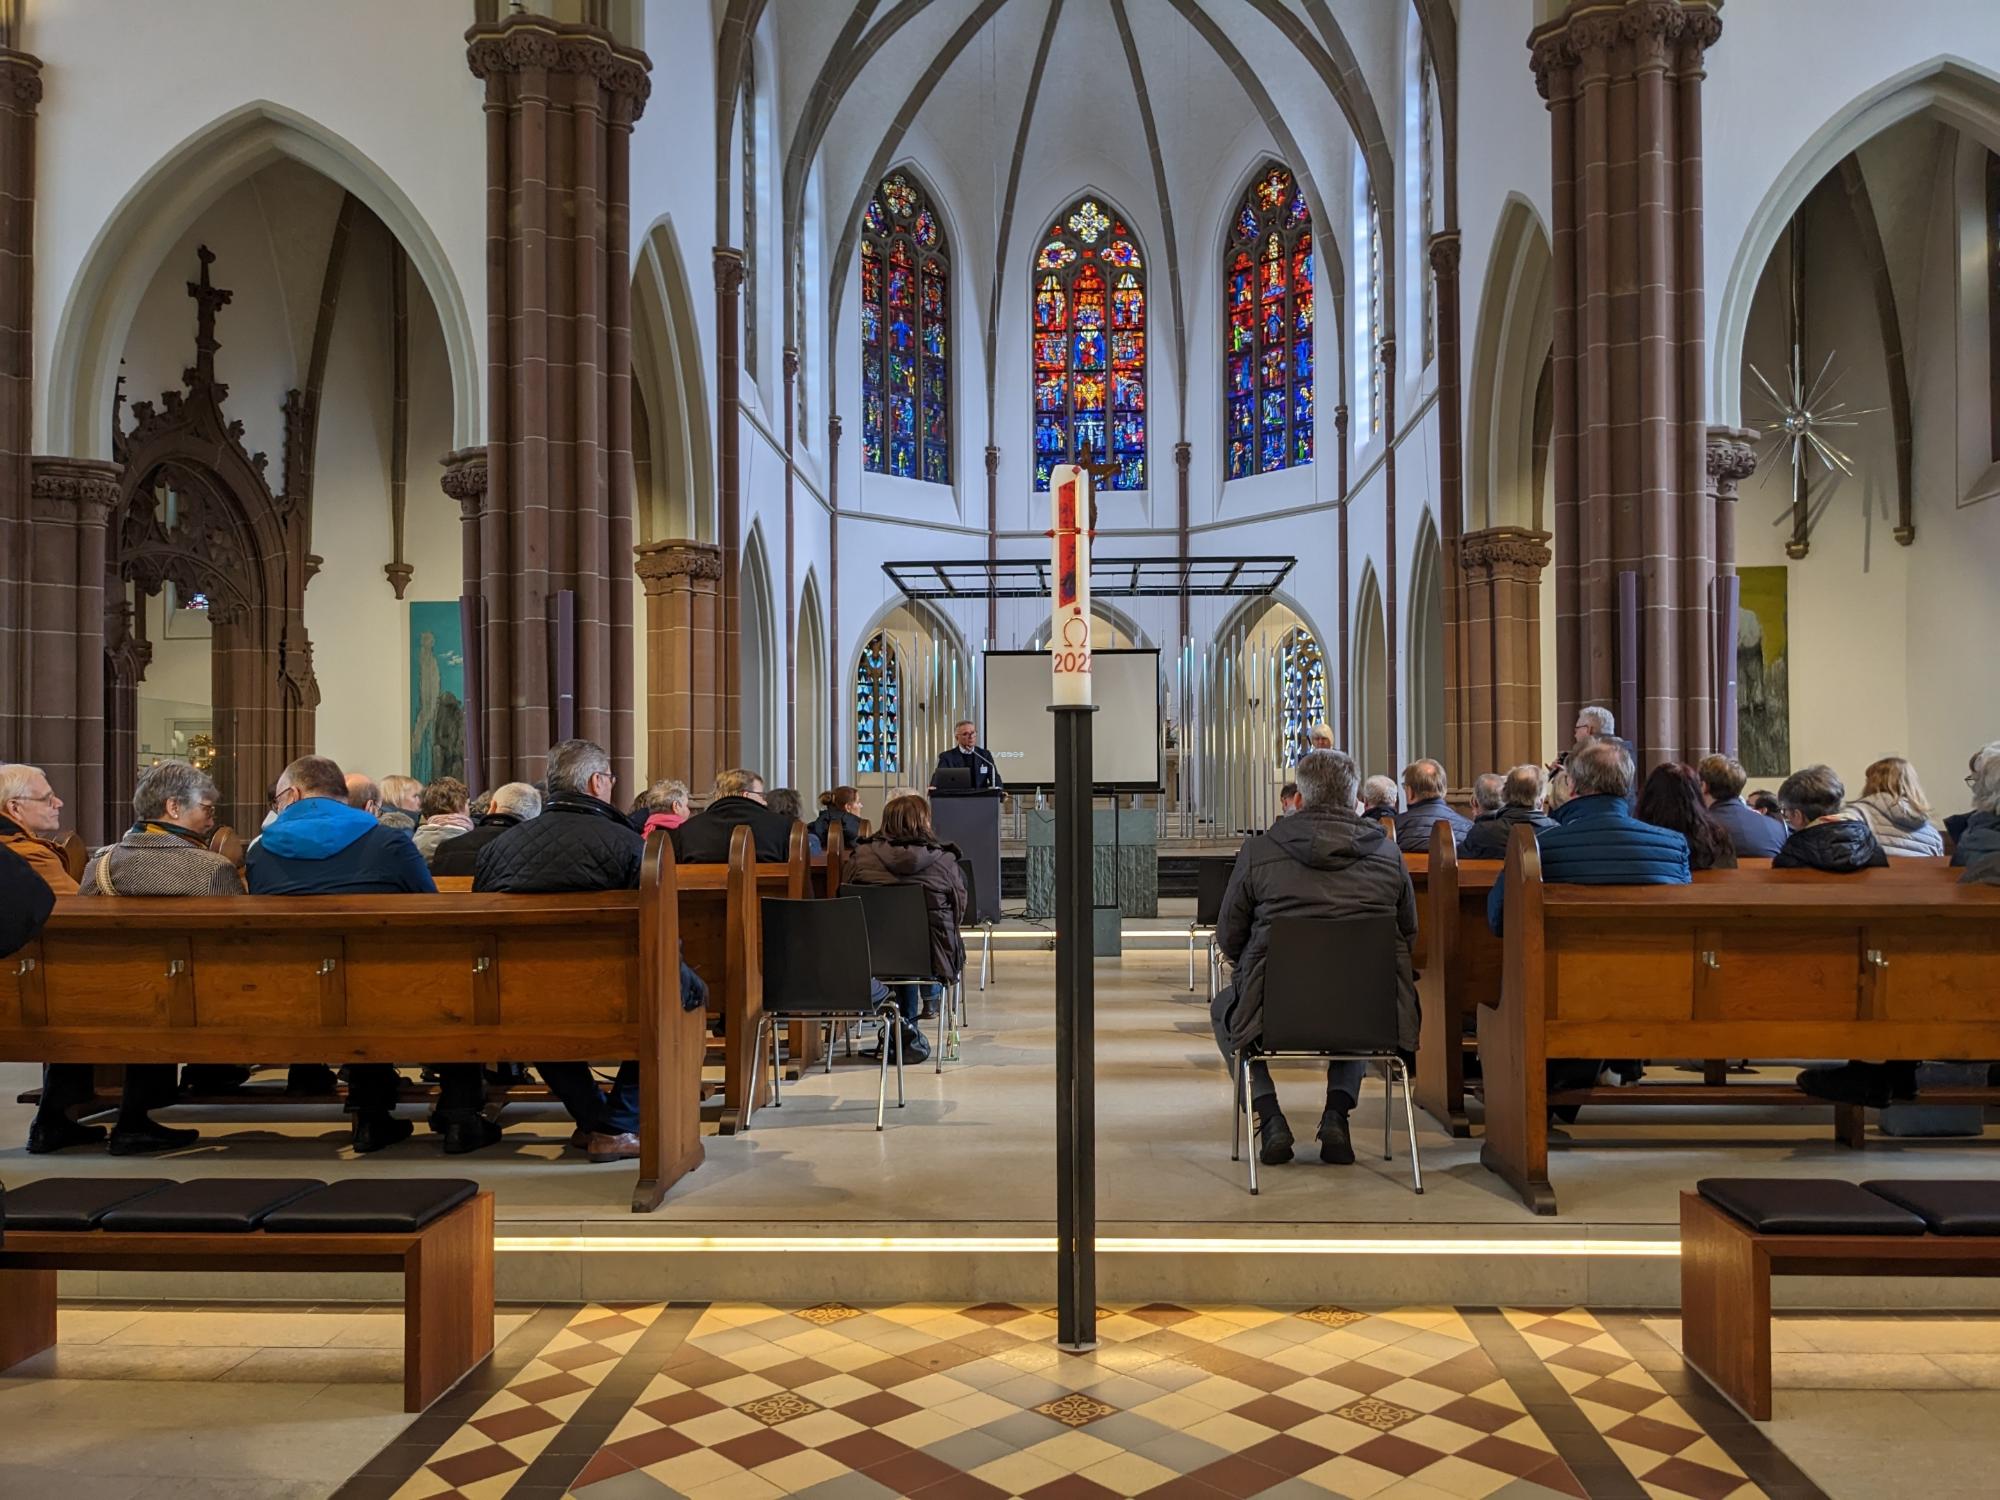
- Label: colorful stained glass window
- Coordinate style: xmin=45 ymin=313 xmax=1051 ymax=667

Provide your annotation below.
xmin=855 ymin=632 xmax=901 ymax=774
xmin=1034 ymin=196 xmax=1147 ymax=491
xmin=740 ymin=63 xmax=758 ymax=385
xmin=1224 ymin=162 xmax=1314 ymax=480
xmin=1279 ymin=626 xmax=1327 ymax=762
xmin=861 ymin=171 xmax=951 ymax=484
xmin=1369 ymin=190 xmax=1384 ymax=436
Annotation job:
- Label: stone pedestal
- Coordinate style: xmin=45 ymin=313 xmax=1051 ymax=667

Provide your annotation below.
xmin=636 ymin=540 xmax=724 ymax=793
xmin=1458 ymin=526 xmax=1553 ymax=775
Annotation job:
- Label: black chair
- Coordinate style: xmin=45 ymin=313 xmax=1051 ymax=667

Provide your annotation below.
xmin=956 ymin=854 xmax=994 ymax=993
xmin=752 ymin=897 xmax=907 ymax=1131
xmin=851 ymin=883 xmax=951 ymax=1074
xmin=1229 ymin=913 xmax=1422 ymax=1195
xmin=1190 ymin=856 xmax=1236 ymax=996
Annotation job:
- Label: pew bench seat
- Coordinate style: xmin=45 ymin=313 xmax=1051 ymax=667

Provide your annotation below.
xmin=1680 ymin=1178 xmax=2000 ymax=1419
xmin=0 ymin=1176 xmax=494 ymax=1412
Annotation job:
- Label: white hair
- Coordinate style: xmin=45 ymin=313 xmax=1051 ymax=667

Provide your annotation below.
xmin=1973 ymin=754 xmax=2000 ymax=816
xmin=0 ymin=763 xmax=47 ymax=807
xmin=490 ymin=781 xmax=543 ymax=819
xmin=1577 ymin=705 xmax=1617 ymax=738
xmin=1360 ymin=775 xmax=1399 ymax=810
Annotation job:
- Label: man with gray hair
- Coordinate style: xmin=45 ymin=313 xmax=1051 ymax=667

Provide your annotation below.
xmin=1462 ymin=765 xmax=1558 ymax=861
xmin=429 ymin=781 xmax=543 ymax=876
xmin=1213 ymin=749 xmax=1418 ymax=1168
xmin=1395 ymin=759 xmax=1474 ymax=854
xmin=1462 ymin=771 xmax=1505 ymax=847
xmin=1949 ymin=743 xmax=2000 ymax=868
xmin=672 ymin=766 xmax=793 ymax=863
xmin=1358 ymin=774 xmax=1399 ymax=823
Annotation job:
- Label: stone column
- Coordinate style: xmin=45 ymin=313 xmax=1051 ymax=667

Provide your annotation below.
xmin=1532 ymin=0 xmax=1722 ymax=766
xmin=829 ymin=413 xmax=843 ymax=779
xmin=24 ymin=457 xmax=119 ymax=843
xmin=984 ymin=443 xmax=1000 ymax=647
xmin=1174 ymin=440 xmax=1192 ymax=649
xmin=1458 ymin=526 xmax=1552 ymax=775
xmin=635 ymin=540 xmax=723 ymax=793
xmin=0 ymin=48 xmax=41 ymax=779
xmin=1705 ymin=424 xmax=1755 ymax=754
xmin=465 ymin=14 xmax=649 ymax=788
xmin=1431 ymin=229 xmax=1471 ymax=780
xmin=713 ymin=247 xmax=745 ymax=768
xmin=1334 ymin=403 xmax=1351 ymax=743
xmin=782 ymin=345 xmax=798 ymax=785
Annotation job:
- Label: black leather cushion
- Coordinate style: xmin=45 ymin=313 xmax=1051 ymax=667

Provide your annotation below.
xmin=1863 ymin=1180 xmax=2000 ymax=1237
xmin=263 ymin=1179 xmax=478 ymax=1233
xmin=1698 ymin=1178 xmax=1926 ymax=1235
xmin=2 ymin=1178 xmax=174 ymax=1230
xmin=98 ymin=1178 xmax=325 ymax=1233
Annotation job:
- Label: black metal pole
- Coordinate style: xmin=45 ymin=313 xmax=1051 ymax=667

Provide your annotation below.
xmin=1050 ymin=702 xmax=1098 ymax=1350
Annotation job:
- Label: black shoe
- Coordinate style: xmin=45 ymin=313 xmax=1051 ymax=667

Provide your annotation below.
xmin=1550 ymin=1104 xmax=1583 ymax=1125
xmin=1315 ymin=1108 xmax=1355 ymax=1165
xmin=441 ymin=1114 xmax=503 ymax=1155
xmin=1256 ymin=1110 xmax=1294 ymax=1165
xmin=108 ymin=1120 xmax=201 ymax=1155
xmin=1797 ymin=1061 xmax=1918 ymax=1108
xmin=288 ymin=1064 xmax=340 ymax=1095
xmin=863 ymin=1030 xmax=930 ymax=1065
xmin=26 ymin=1117 xmax=108 ymax=1154
xmin=180 ymin=1063 xmax=251 ymax=1094
xmin=351 ymin=1113 xmax=414 ymax=1154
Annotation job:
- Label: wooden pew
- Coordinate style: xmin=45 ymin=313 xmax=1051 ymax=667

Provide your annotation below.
xmin=0 ymin=834 xmax=705 ymax=1212
xmin=1414 ymin=828 xmax=1503 ymax=1136
xmin=1403 ymin=849 xmax=1430 ymax=970
xmin=1478 ymin=828 xmax=2000 ymax=1214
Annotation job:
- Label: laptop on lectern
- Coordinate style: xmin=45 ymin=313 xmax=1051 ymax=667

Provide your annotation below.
xmin=931 ymin=767 xmax=974 ymax=794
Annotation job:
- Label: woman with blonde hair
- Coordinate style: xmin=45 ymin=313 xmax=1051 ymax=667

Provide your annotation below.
xmin=1847 ymin=756 xmax=1944 ymax=858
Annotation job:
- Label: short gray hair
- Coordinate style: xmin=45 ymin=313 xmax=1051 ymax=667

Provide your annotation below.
xmin=632 ymin=777 xmax=688 ymax=814
xmin=1471 ymin=772 xmax=1505 ymax=813
xmin=546 ymin=739 xmax=610 ymax=795
xmin=1778 ymin=764 xmax=1845 ymax=822
xmin=1503 ymin=764 xmax=1545 ymax=809
xmin=1577 ymin=705 xmax=1617 ymax=738
xmin=1568 ymin=736 xmax=1634 ymax=799
xmin=1294 ymin=749 xmax=1359 ymax=812
xmin=0 ymin=763 xmax=47 ymax=807
xmin=1971 ymin=742 xmax=2000 ymax=811
xmin=1359 ymin=774 xmax=1398 ymax=811
xmin=490 ymin=781 xmax=543 ymax=819
xmin=134 ymin=762 xmax=218 ymax=822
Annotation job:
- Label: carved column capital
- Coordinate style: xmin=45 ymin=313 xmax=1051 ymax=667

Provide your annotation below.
xmin=1427 ymin=230 xmax=1462 ymax=278
xmin=1174 ymin=440 xmax=1192 ymax=469
xmin=1459 ymin=525 xmax=1553 ymax=578
xmin=713 ymin=246 xmax=746 ymax=296
xmin=1704 ymin=424 xmax=1758 ymax=501
xmin=30 ymin=456 xmax=121 ymax=526
xmin=984 ymin=444 xmax=1000 ymax=478
xmin=1333 ymin=403 xmax=1351 ymax=435
xmin=465 ymin=14 xmax=652 ymax=122
xmin=440 ymin=445 xmax=489 ymax=520
xmin=634 ymin=538 xmax=724 ymax=594
xmin=782 ymin=346 xmax=800 ymax=382
xmin=0 ymin=48 xmax=43 ymax=110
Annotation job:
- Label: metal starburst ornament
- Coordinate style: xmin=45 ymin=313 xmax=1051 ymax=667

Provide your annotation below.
xmin=1747 ymin=352 xmax=1881 ymax=559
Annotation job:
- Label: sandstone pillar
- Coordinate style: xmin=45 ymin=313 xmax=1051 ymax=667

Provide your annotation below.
xmin=23 ymin=458 xmax=118 ymax=842
xmin=1532 ymin=0 xmax=1722 ymax=766
xmin=465 ymin=14 xmax=649 ymax=788
xmin=0 ymin=47 xmax=41 ymax=772
xmin=1705 ymin=424 xmax=1756 ymax=756
xmin=713 ymin=247 xmax=745 ymax=769
xmin=1431 ymin=229 xmax=1471 ymax=780
xmin=1458 ymin=526 xmax=1553 ymax=775
xmin=636 ymin=540 xmax=723 ymax=794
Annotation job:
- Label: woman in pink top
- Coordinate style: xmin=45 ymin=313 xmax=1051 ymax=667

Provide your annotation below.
xmin=638 ymin=778 xmax=691 ymax=838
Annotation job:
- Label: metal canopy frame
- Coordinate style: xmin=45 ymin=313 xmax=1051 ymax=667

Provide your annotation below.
xmin=881 ymin=555 xmax=1295 ymax=601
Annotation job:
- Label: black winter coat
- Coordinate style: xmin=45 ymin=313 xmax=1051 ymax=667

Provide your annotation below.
xmin=1460 ymin=804 xmax=1558 ymax=861
xmin=429 ymin=813 xmax=525 ymax=876
xmin=672 ymin=796 xmax=794 ymax=864
xmin=808 ymin=807 xmax=862 ymax=851
xmin=0 ymin=842 xmax=55 ymax=958
xmin=1212 ymin=807 xmax=1418 ymax=1054
xmin=1773 ymin=816 xmax=1889 ymax=873
xmin=844 ymin=838 xmax=968 ymax=983
xmin=473 ymin=793 xmax=640 ymax=892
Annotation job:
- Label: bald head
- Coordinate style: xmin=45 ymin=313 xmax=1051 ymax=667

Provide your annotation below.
xmin=345 ymin=773 xmax=380 ymax=814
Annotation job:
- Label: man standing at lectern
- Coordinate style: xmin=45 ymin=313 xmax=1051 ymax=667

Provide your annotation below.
xmin=932 ymin=720 xmax=1004 ymax=793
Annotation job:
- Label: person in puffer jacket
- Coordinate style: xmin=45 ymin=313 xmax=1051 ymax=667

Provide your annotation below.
xmin=1845 ymin=757 xmax=1944 ymax=858
xmin=845 ymin=796 xmax=967 ymax=1064
xmin=1772 ymin=765 xmax=1888 ymax=872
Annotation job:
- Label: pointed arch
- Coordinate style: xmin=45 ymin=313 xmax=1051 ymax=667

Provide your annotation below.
xmin=47 ymin=100 xmax=478 ymax=460
xmin=1222 ymin=160 xmax=1316 ymax=479
xmin=796 ymin=569 xmax=830 ymax=795
xmin=633 ymin=216 xmax=717 ymax=544
xmin=1408 ymin=514 xmax=1445 ymax=761
xmin=1353 ymin=565 xmax=1389 ymax=780
xmin=847 ymin=596 xmax=971 ymax=783
xmin=860 ymin=164 xmax=954 ymax=484
xmin=740 ymin=522 xmax=778 ymax=777
xmin=1032 ymin=191 xmax=1149 ymax=491
xmin=1468 ymin=195 xmax=1554 ymax=533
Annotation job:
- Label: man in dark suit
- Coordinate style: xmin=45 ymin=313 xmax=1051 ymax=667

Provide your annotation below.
xmin=672 ymin=768 xmax=795 ymax=863
xmin=932 ymin=720 xmax=1004 ymax=792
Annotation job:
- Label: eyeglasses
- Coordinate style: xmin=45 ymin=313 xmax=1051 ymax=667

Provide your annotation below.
xmin=9 ymin=792 xmax=59 ymax=805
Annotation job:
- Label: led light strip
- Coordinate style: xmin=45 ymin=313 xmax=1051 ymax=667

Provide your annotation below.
xmin=495 ymin=1233 xmax=1677 ymax=1258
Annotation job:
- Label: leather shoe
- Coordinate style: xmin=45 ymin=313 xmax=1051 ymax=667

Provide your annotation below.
xmin=582 ymin=1131 xmax=642 ymax=1163
xmin=1797 ymin=1061 xmax=1918 ymax=1108
xmin=108 ymin=1120 xmax=201 ymax=1155
xmin=26 ymin=1116 xmax=108 ymax=1154
xmin=1256 ymin=1109 xmax=1294 ymax=1166
xmin=1315 ymin=1108 xmax=1355 ymax=1165
xmin=351 ymin=1113 xmax=414 ymax=1154
xmin=288 ymin=1063 xmax=340 ymax=1095
xmin=441 ymin=1114 xmax=503 ymax=1155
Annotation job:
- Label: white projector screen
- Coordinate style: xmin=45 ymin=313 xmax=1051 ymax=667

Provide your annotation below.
xmin=982 ymin=649 xmax=1162 ymax=789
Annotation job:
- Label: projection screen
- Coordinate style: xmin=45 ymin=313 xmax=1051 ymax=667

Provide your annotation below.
xmin=982 ymin=648 xmax=1162 ymax=790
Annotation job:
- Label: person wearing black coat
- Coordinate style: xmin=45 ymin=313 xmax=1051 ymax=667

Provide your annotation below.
xmin=1460 ymin=767 xmax=1558 ymax=861
xmin=428 ymin=783 xmax=542 ymax=876
xmin=672 ymin=770 xmax=794 ymax=863
xmin=0 ymin=840 xmax=54 ymax=960
xmin=1771 ymin=766 xmax=1889 ymax=874
xmin=809 ymin=785 xmax=863 ymax=851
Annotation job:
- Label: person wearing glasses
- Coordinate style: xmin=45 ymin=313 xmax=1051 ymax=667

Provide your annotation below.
xmin=0 ymin=762 xmax=72 ymax=892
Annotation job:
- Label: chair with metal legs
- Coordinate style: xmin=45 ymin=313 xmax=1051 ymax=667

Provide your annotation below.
xmin=849 ymin=883 xmax=947 ymax=1074
xmin=1226 ymin=913 xmax=1423 ymax=1196
xmin=956 ymin=855 xmax=994 ymax=994
xmin=1189 ymin=857 xmax=1235 ymax=997
xmin=749 ymin=897 xmax=907 ymax=1131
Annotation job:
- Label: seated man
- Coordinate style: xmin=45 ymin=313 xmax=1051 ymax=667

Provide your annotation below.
xmin=1460 ymin=772 xmax=1505 ymax=848
xmin=672 ymin=768 xmax=794 ymax=863
xmin=247 ymin=754 xmax=479 ymax=1153
xmin=1276 ymin=781 xmax=1302 ymax=819
xmin=1696 ymin=754 xmax=1785 ymax=858
xmin=1211 ymin=750 xmax=1417 ymax=1168
xmin=1394 ymin=759 xmax=1473 ymax=853
xmin=1951 ymin=748 xmax=2000 ymax=868
xmin=474 ymin=739 xmax=656 ymax=1162
xmin=429 ymin=781 xmax=541 ymax=875
xmin=1771 ymin=765 xmax=1887 ymax=872
xmin=767 ymin=787 xmax=821 ymax=854
xmin=1461 ymin=765 xmax=1557 ymax=861
xmin=1358 ymin=775 xmax=1399 ymax=824
xmin=411 ymin=777 xmax=475 ymax=860
xmin=345 ymin=773 xmax=382 ymax=816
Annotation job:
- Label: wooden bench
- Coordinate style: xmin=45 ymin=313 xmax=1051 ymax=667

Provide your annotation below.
xmin=0 ymin=1177 xmax=493 ymax=1411
xmin=1680 ymin=1178 xmax=2000 ymax=1419
xmin=0 ymin=835 xmax=705 ymax=1212
xmin=1414 ymin=830 xmax=1503 ymax=1137
xmin=1479 ymin=829 xmax=2000 ymax=1213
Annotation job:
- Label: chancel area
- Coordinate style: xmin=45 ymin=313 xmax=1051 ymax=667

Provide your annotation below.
xmin=3 ymin=1 xmax=2000 ymax=1497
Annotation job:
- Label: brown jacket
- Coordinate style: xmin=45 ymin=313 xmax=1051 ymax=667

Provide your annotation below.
xmin=0 ymin=816 xmax=77 ymax=894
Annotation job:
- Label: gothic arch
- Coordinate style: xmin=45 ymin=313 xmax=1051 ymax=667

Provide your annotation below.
xmin=633 ymin=215 xmax=718 ymax=544
xmin=1467 ymin=194 xmax=1553 ymax=533
xmin=1408 ymin=514 xmax=1445 ymax=761
xmin=47 ymin=100 xmax=479 ymax=461
xmin=1353 ymin=565 xmax=1389 ymax=780
xmin=796 ymin=569 xmax=830 ymax=794
xmin=1713 ymin=56 xmax=2000 ymax=423
xmin=740 ymin=521 xmax=778 ymax=778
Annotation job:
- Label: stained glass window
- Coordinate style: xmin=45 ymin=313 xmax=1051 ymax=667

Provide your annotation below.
xmin=741 ymin=62 xmax=758 ymax=384
xmin=1369 ymin=189 xmax=1384 ymax=436
xmin=1225 ymin=162 xmax=1314 ymax=479
xmin=855 ymin=632 xmax=901 ymax=774
xmin=1279 ymin=626 xmax=1327 ymax=762
xmin=861 ymin=171 xmax=950 ymax=484
xmin=1419 ymin=38 xmax=1436 ymax=369
xmin=1034 ymin=196 xmax=1147 ymax=491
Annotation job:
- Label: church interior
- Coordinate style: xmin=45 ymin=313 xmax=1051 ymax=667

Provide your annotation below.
xmin=2 ymin=1 xmax=2000 ymax=1497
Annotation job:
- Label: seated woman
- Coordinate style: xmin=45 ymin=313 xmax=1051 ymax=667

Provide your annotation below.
xmin=1847 ymin=756 xmax=1945 ymax=858
xmin=1638 ymin=762 xmax=1737 ymax=871
xmin=843 ymin=794 xmax=968 ymax=1061
xmin=810 ymin=786 xmax=863 ymax=851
